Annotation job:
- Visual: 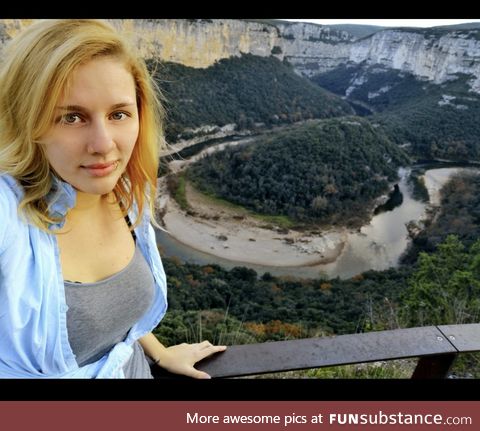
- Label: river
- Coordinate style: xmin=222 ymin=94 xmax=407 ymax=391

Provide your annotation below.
xmin=155 ymin=165 xmax=478 ymax=280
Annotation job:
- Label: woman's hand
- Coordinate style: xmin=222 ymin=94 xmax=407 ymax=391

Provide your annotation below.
xmin=157 ymin=340 xmax=227 ymax=379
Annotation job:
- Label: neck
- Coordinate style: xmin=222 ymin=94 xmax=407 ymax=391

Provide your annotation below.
xmin=69 ymin=190 xmax=117 ymax=218
xmin=74 ymin=191 xmax=104 ymax=211
xmin=61 ymin=191 xmax=119 ymax=233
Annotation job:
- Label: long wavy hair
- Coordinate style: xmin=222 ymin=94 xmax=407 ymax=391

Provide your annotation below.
xmin=0 ymin=19 xmax=165 ymax=231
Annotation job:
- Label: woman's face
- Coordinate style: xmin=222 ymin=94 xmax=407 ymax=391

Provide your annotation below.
xmin=40 ymin=57 xmax=139 ymax=196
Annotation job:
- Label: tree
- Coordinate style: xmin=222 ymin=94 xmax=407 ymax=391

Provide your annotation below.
xmin=311 ymin=195 xmax=328 ymax=213
xmin=400 ymin=235 xmax=480 ymax=326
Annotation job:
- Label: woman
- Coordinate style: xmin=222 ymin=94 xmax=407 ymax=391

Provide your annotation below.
xmin=0 ymin=19 xmax=226 ymax=378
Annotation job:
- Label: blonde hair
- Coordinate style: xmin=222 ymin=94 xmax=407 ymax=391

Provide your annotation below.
xmin=0 ymin=19 xmax=165 ymax=231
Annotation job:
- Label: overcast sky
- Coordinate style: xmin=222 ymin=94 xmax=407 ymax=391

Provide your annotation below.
xmin=279 ymin=19 xmax=480 ymax=28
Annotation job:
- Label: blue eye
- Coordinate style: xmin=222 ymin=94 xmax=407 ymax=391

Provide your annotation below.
xmin=61 ymin=113 xmax=81 ymax=124
xmin=111 ymin=111 xmax=128 ymax=120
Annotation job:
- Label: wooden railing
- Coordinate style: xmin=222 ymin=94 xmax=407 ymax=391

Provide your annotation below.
xmin=151 ymin=323 xmax=480 ymax=379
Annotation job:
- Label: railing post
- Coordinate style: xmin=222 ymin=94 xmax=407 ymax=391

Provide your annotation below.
xmin=411 ymin=353 xmax=458 ymax=379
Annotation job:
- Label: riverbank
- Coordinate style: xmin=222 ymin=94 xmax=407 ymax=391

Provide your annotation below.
xmin=422 ymin=167 xmax=479 ymax=206
xmin=157 ymin=164 xmax=479 ymax=278
xmin=161 ymin=182 xmax=347 ymax=267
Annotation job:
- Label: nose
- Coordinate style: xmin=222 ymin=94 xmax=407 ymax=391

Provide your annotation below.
xmin=86 ymin=120 xmax=116 ymax=155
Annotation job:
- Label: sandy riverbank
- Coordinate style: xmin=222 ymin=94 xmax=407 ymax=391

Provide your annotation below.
xmin=161 ymin=182 xmax=347 ymax=267
xmin=422 ymin=167 xmax=479 ymax=206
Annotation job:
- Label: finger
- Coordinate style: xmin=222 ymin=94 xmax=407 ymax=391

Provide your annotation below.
xmin=199 ymin=341 xmax=227 ymax=349
xmin=206 ymin=345 xmax=227 ymax=352
xmin=197 ymin=345 xmax=227 ymax=360
xmin=199 ymin=340 xmax=212 ymax=349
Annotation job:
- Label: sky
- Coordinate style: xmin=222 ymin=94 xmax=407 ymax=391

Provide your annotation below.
xmin=280 ymin=19 xmax=480 ymax=28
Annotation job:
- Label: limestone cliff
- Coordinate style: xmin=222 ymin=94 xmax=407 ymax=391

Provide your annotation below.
xmin=349 ymin=29 xmax=480 ymax=93
xmin=1 ymin=19 xmax=479 ymax=93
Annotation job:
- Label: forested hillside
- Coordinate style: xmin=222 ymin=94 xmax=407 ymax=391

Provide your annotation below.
xmin=149 ymin=54 xmax=354 ymax=143
xmin=155 ymin=259 xmax=412 ymax=345
xmin=312 ymin=65 xmax=480 ymax=161
xmin=187 ymin=117 xmax=410 ymax=227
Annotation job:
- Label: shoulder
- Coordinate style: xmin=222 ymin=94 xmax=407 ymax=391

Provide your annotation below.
xmin=0 ymin=174 xmax=21 ymax=252
xmin=0 ymin=173 xmax=22 ymax=203
xmin=0 ymin=174 xmax=22 ymax=218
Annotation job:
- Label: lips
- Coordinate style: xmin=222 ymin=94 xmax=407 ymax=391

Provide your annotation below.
xmin=82 ymin=161 xmax=117 ymax=169
xmin=81 ymin=160 xmax=119 ymax=177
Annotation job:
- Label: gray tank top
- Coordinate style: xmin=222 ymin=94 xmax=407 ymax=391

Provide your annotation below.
xmin=64 ymin=242 xmax=155 ymax=378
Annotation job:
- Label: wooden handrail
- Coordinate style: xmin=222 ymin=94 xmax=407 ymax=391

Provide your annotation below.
xmin=151 ymin=323 xmax=480 ymax=379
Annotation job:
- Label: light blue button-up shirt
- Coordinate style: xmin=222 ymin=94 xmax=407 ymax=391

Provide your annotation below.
xmin=0 ymin=173 xmax=167 ymax=378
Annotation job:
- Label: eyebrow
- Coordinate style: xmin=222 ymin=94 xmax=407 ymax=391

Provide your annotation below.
xmin=56 ymin=102 xmax=136 ymax=111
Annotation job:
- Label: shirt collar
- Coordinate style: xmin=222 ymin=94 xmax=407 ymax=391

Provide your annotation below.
xmin=46 ymin=175 xmax=77 ymax=230
xmin=1 ymin=173 xmax=76 ymax=230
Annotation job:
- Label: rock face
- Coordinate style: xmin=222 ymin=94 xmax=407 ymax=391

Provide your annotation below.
xmin=106 ymin=19 xmax=354 ymax=72
xmin=1 ymin=19 xmax=480 ymax=92
xmin=349 ymin=29 xmax=480 ymax=93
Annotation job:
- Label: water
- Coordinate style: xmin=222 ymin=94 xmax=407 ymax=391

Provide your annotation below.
xmin=155 ymin=166 xmax=476 ymax=280
xmin=314 ymin=167 xmax=424 ymax=279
